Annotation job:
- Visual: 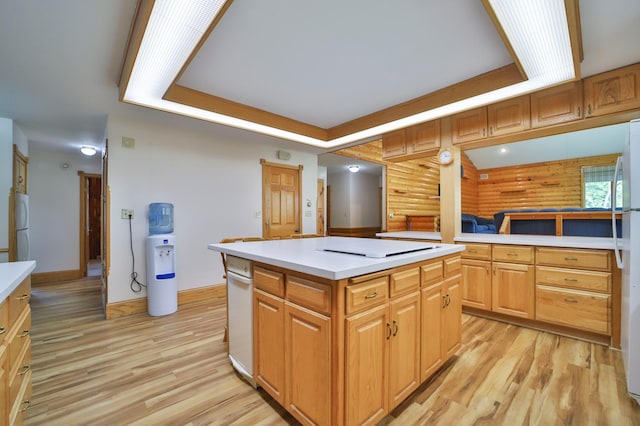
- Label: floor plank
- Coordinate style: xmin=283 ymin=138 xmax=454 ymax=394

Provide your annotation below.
xmin=25 ymin=278 xmax=640 ymax=425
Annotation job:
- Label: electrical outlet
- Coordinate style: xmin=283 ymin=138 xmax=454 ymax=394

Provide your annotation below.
xmin=122 ymin=137 xmax=135 ymax=149
xmin=121 ymin=209 xmax=134 ymax=219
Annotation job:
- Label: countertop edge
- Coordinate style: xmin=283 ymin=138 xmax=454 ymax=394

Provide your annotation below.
xmin=454 ymin=233 xmax=615 ymax=250
xmin=0 ymin=261 xmax=36 ymax=302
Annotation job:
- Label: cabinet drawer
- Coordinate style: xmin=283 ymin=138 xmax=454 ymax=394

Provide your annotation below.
xmin=536 ymin=247 xmax=610 ymax=271
xmin=0 ymin=299 xmax=8 ymax=341
xmin=390 ymin=267 xmax=420 ymax=297
xmin=444 ymin=256 xmax=461 ymax=278
xmin=286 ymin=276 xmax=332 ymax=315
xmin=9 ymin=370 xmax=31 ymax=426
xmin=254 ymin=266 xmax=285 ymax=297
xmin=346 ymin=277 xmax=389 ymax=315
xmin=536 ymin=285 xmax=610 ymax=334
xmin=9 ymin=343 xmax=30 ymax=405
xmin=460 ymin=243 xmax=491 ymax=260
xmin=492 ymin=245 xmax=534 ymax=264
xmin=9 ymin=277 xmax=30 ymax=327
xmin=536 ymin=266 xmax=611 ymax=293
xmin=9 ymin=308 xmax=31 ymax=371
xmin=421 ymin=260 xmax=443 ymax=287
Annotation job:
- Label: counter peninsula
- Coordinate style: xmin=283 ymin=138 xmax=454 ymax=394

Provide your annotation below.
xmin=209 ymin=237 xmax=465 ymax=426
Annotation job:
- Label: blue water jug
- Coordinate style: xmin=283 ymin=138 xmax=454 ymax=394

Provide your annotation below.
xmin=149 ymin=203 xmax=174 ymax=234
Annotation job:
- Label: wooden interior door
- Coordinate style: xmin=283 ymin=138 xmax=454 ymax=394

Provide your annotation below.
xmin=317 ymin=179 xmax=325 ymax=235
xmin=88 ymin=176 xmax=101 ymax=259
xmin=262 ymin=160 xmax=301 ymax=238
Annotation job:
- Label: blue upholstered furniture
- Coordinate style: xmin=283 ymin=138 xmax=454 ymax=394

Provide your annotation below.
xmin=461 ymin=214 xmax=496 ymax=234
xmin=493 ymin=208 xmax=622 ymax=237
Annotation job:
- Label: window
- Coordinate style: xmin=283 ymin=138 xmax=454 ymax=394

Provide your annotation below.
xmin=582 ymin=165 xmax=622 ymax=208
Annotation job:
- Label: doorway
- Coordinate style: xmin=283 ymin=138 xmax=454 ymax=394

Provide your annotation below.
xmin=79 ymin=172 xmax=102 ymax=277
xmin=261 ymin=159 xmax=302 ymax=238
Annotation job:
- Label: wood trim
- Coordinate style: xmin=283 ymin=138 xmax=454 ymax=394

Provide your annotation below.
xmin=565 ymin=0 xmax=584 ymax=75
xmin=260 ymin=158 xmax=303 ymax=171
xmin=327 ymin=65 xmax=524 ymax=140
xmin=106 ymin=283 xmax=226 ymax=319
xmin=480 ymin=0 xmax=527 ymax=80
xmin=118 ymin=0 xmax=155 ymax=100
xmin=165 ymin=85 xmax=328 ymax=141
xmin=327 ymin=227 xmax=381 ymax=238
xmin=32 ymin=269 xmax=84 ymax=285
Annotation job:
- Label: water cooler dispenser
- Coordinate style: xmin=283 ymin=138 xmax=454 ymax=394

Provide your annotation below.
xmin=146 ymin=203 xmax=177 ymax=316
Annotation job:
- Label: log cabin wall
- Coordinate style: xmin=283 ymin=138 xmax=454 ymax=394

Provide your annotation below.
xmin=334 ymin=140 xmax=440 ymax=232
xmin=473 ymin=153 xmax=619 ymax=218
xmin=461 ymin=152 xmax=479 ymax=217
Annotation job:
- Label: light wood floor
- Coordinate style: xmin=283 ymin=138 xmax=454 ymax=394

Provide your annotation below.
xmin=25 ymin=278 xmax=640 ymax=426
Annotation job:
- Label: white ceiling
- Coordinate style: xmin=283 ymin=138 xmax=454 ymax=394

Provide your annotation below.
xmin=0 ymin=0 xmax=639 ymax=166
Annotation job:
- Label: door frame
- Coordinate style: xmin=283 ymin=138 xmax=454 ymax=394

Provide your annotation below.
xmin=78 ymin=172 xmax=101 ymax=278
xmin=261 ymin=159 xmax=303 ymax=238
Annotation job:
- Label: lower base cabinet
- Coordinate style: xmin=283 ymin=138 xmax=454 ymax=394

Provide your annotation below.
xmin=253 ymin=254 xmax=462 ymax=426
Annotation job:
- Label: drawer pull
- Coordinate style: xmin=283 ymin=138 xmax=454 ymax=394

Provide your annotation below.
xmin=468 ymin=249 xmax=478 ymax=253
xmin=364 ymin=291 xmax=378 ymax=300
xmin=442 ymin=295 xmax=448 ymax=308
xmin=20 ymin=329 xmax=30 ymax=338
xmin=564 ymin=257 xmax=578 ymax=261
xmin=0 ymin=327 xmax=5 ymax=335
xmin=20 ymin=399 xmax=30 ymax=413
xmin=386 ymin=323 xmax=392 ymax=340
xmin=392 ymin=320 xmax=399 ymax=336
xmin=507 ymin=252 xmax=518 ymax=256
xmin=564 ymin=278 xmax=578 ymax=282
xmin=564 ymin=297 xmax=578 ymax=303
xmin=19 ymin=364 xmax=31 ymax=376
xmin=18 ymin=293 xmax=29 ymax=301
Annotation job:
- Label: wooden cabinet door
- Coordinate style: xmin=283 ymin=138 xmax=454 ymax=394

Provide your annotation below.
xmin=345 ymin=304 xmax=389 ymax=426
xmin=13 ymin=147 xmax=28 ymax=194
xmin=451 ymin=107 xmax=487 ymax=144
xmin=388 ymin=291 xmax=420 ymax=410
xmin=420 ymin=283 xmax=443 ymax=382
xmin=461 ymin=259 xmax=491 ymax=310
xmin=442 ymin=276 xmax=461 ymax=359
xmin=254 ymin=289 xmax=285 ymax=404
xmin=408 ymin=120 xmax=440 ymax=154
xmin=492 ymin=262 xmax=534 ymax=319
xmin=530 ymin=81 xmax=583 ymax=128
xmin=584 ymin=63 xmax=640 ymax=117
xmin=284 ymin=302 xmax=331 ymax=426
xmin=487 ymin=95 xmax=530 ymax=137
xmin=381 ymin=129 xmax=407 ymax=159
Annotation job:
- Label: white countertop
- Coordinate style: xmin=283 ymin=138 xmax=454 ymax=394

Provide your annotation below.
xmin=454 ymin=233 xmax=615 ymax=250
xmin=208 ymin=237 xmax=464 ymax=280
xmin=377 ymin=231 xmax=442 ymax=241
xmin=0 ymin=261 xmax=36 ymax=301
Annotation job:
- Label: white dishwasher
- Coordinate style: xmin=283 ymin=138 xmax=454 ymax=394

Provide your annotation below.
xmin=226 ymin=255 xmax=257 ymax=387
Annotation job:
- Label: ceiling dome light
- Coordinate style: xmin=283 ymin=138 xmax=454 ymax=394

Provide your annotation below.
xmin=80 ymin=146 xmax=97 ymax=156
xmin=348 ymin=165 xmax=360 ymax=173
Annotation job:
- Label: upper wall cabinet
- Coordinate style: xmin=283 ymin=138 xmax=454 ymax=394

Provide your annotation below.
xmin=530 ymin=81 xmax=583 ymax=128
xmin=13 ymin=145 xmax=28 ymax=194
xmin=382 ymin=120 xmax=440 ymax=160
xmin=452 ymin=96 xmax=530 ymax=144
xmin=584 ymin=63 xmax=640 ymax=117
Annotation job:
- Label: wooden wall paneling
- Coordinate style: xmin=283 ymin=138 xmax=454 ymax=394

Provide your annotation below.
xmin=475 ymin=154 xmax=619 ymax=218
xmin=461 ymin=152 xmax=479 ymax=216
xmin=334 ymin=140 xmax=440 ymax=233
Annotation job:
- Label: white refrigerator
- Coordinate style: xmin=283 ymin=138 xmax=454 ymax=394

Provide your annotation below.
xmin=615 ymin=118 xmax=640 ymax=402
xmin=15 ymin=193 xmax=30 ymax=261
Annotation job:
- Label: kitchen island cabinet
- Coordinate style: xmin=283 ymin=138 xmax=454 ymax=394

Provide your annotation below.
xmin=209 ymin=237 xmax=464 ymax=426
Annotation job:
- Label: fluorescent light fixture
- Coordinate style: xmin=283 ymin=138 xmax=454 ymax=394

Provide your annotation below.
xmin=80 ymin=146 xmax=97 ymax=156
xmin=348 ymin=165 xmax=360 ymax=173
xmin=122 ymin=0 xmax=575 ymax=149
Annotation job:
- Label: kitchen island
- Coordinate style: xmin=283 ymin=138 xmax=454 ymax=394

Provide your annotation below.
xmin=209 ymin=237 xmax=464 ymax=426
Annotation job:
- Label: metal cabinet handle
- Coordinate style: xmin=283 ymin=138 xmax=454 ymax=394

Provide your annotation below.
xmin=0 ymin=327 xmax=5 ymax=335
xmin=18 ymin=293 xmax=29 ymax=301
xmin=564 ymin=278 xmax=578 ymax=282
xmin=577 ymin=106 xmax=581 ymax=117
xmin=442 ymin=295 xmax=447 ymax=308
xmin=19 ymin=364 xmax=31 ymax=376
xmin=564 ymin=298 xmax=578 ymax=303
xmin=20 ymin=330 xmax=30 ymax=338
xmin=564 ymin=257 xmax=578 ymax=261
xmin=392 ymin=320 xmax=399 ymax=336
xmin=507 ymin=252 xmax=518 ymax=256
xmin=386 ymin=323 xmax=392 ymax=340
xmin=468 ymin=249 xmax=478 ymax=253
xmin=446 ymin=294 xmax=451 ymax=307
xmin=364 ymin=291 xmax=378 ymax=300
xmin=20 ymin=400 xmax=30 ymax=413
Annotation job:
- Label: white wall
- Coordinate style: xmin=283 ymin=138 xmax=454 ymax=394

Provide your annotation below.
xmin=107 ymin=114 xmax=318 ymax=304
xmin=28 ymin=144 xmax=100 ymax=273
xmin=0 ymin=118 xmax=12 ymax=262
xmin=328 ymin=171 xmax=381 ymax=228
